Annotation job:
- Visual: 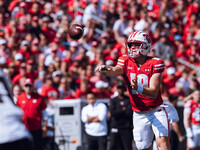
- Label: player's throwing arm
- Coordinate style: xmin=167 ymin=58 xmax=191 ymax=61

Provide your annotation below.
xmin=95 ymin=65 xmax=124 ymax=77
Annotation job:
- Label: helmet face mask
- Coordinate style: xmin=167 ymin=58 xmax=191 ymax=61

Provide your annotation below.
xmin=126 ymin=42 xmax=142 ymax=58
xmin=126 ymin=31 xmax=152 ymax=58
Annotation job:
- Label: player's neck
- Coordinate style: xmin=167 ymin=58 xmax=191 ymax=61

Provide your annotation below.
xmin=134 ymin=56 xmax=147 ymax=66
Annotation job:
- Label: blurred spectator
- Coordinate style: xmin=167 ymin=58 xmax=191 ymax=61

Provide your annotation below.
xmin=74 ymin=79 xmax=89 ymax=99
xmin=113 ymin=9 xmax=129 ymax=42
xmin=105 ymin=48 xmax=119 ymax=66
xmin=124 ymin=20 xmax=135 ymax=36
xmin=169 ymin=82 xmax=185 ymax=101
xmin=75 ymin=68 xmax=87 ymax=86
xmin=35 ymin=71 xmax=46 ymax=94
xmin=39 ymin=33 xmax=48 ymax=53
xmin=52 ymin=70 xmax=62 ymax=88
xmin=98 ymin=32 xmax=109 ymax=50
xmin=12 ymin=62 xmax=26 ymax=85
xmin=8 ymin=62 xmax=17 ymax=79
xmin=154 ymin=31 xmax=175 ymax=61
xmin=186 ymin=39 xmax=200 ymax=63
xmin=86 ymin=64 xmax=93 ymax=79
xmin=39 ymin=2 xmax=54 ymax=23
xmin=0 ymin=0 xmax=10 ymax=20
xmin=4 ymin=19 xmax=17 ymax=39
xmin=30 ymin=38 xmax=42 ymax=58
xmin=45 ymin=48 xmax=58 ymax=67
xmin=40 ymin=74 xmax=60 ymax=101
xmin=0 ymin=56 xmax=6 ymax=68
xmin=134 ymin=10 xmax=152 ymax=32
xmin=42 ymin=100 xmax=59 ymax=150
xmin=37 ymin=53 xmax=46 ymax=71
xmin=168 ymin=94 xmax=185 ymax=150
xmin=104 ymin=2 xmax=119 ymax=28
xmin=28 ymin=2 xmax=41 ymax=18
xmin=17 ymin=16 xmax=29 ymax=41
xmin=92 ymin=80 xmax=111 ymax=98
xmin=175 ymin=41 xmax=187 ymax=60
xmin=54 ymin=57 xmax=61 ymax=70
xmin=57 ymin=15 xmax=69 ymax=35
xmin=14 ymin=52 xmax=24 ymax=71
xmin=18 ymin=40 xmax=31 ymax=59
xmin=185 ymin=77 xmax=200 ymax=96
xmin=26 ymin=59 xmax=38 ymax=81
xmin=47 ymin=64 xmax=56 ymax=75
xmin=16 ymin=78 xmax=47 ymax=150
xmin=15 ymin=2 xmax=27 ymax=19
xmin=86 ymin=40 xmax=98 ymax=62
xmin=89 ymin=71 xmax=107 ymax=88
xmin=82 ymin=0 xmax=103 ymax=26
xmin=109 ymin=82 xmax=133 ymax=150
xmin=0 ymin=13 xmax=5 ymax=30
xmin=59 ymin=76 xmax=75 ymax=99
xmin=0 ymin=39 xmax=9 ymax=60
xmin=163 ymin=67 xmax=181 ymax=93
xmin=40 ymin=16 xmax=56 ymax=43
xmin=81 ymin=91 xmax=108 ymax=150
xmin=69 ymin=41 xmax=79 ymax=60
xmin=177 ymin=69 xmax=190 ymax=93
xmin=12 ymin=84 xmax=22 ymax=103
xmin=90 ymin=47 xmax=103 ymax=66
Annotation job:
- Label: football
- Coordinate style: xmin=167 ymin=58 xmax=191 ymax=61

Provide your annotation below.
xmin=68 ymin=24 xmax=84 ymax=40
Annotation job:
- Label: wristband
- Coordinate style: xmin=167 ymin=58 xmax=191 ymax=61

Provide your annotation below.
xmin=137 ymin=85 xmax=143 ymax=94
xmin=186 ymin=127 xmax=193 ymax=138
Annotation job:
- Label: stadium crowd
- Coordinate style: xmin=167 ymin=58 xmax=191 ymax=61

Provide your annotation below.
xmin=0 ymin=0 xmax=198 ymax=101
xmin=0 ymin=0 xmax=200 ymax=100
xmin=0 ymin=0 xmax=200 ymax=149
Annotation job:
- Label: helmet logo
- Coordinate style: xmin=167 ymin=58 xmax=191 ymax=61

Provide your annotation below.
xmin=143 ymin=34 xmax=151 ymax=43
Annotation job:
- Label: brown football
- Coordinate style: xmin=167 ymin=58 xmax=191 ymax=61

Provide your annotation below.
xmin=68 ymin=24 xmax=84 ymax=40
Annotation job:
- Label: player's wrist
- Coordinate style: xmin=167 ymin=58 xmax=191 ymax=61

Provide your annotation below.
xmin=137 ymin=85 xmax=143 ymax=94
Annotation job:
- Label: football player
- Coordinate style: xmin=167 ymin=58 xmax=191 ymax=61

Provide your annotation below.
xmin=95 ymin=31 xmax=179 ymax=150
xmin=184 ymin=90 xmax=200 ymax=150
xmin=0 ymin=69 xmax=32 ymax=150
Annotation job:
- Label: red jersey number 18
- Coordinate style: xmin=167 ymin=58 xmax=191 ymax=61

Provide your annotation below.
xmin=130 ymin=73 xmax=148 ymax=94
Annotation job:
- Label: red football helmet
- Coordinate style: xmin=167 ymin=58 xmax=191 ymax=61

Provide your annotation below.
xmin=126 ymin=31 xmax=152 ymax=58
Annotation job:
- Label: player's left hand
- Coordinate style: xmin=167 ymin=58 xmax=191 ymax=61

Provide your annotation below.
xmin=131 ymin=77 xmax=138 ymax=90
xmin=95 ymin=65 xmax=110 ymax=73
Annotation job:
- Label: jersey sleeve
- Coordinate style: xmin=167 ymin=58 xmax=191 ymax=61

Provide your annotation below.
xmin=152 ymin=58 xmax=165 ymax=74
xmin=117 ymin=55 xmax=128 ymax=70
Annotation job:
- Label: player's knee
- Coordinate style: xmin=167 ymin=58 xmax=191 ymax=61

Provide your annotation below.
xmin=157 ymin=143 xmax=169 ymax=150
xmin=156 ymin=137 xmax=170 ymax=150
